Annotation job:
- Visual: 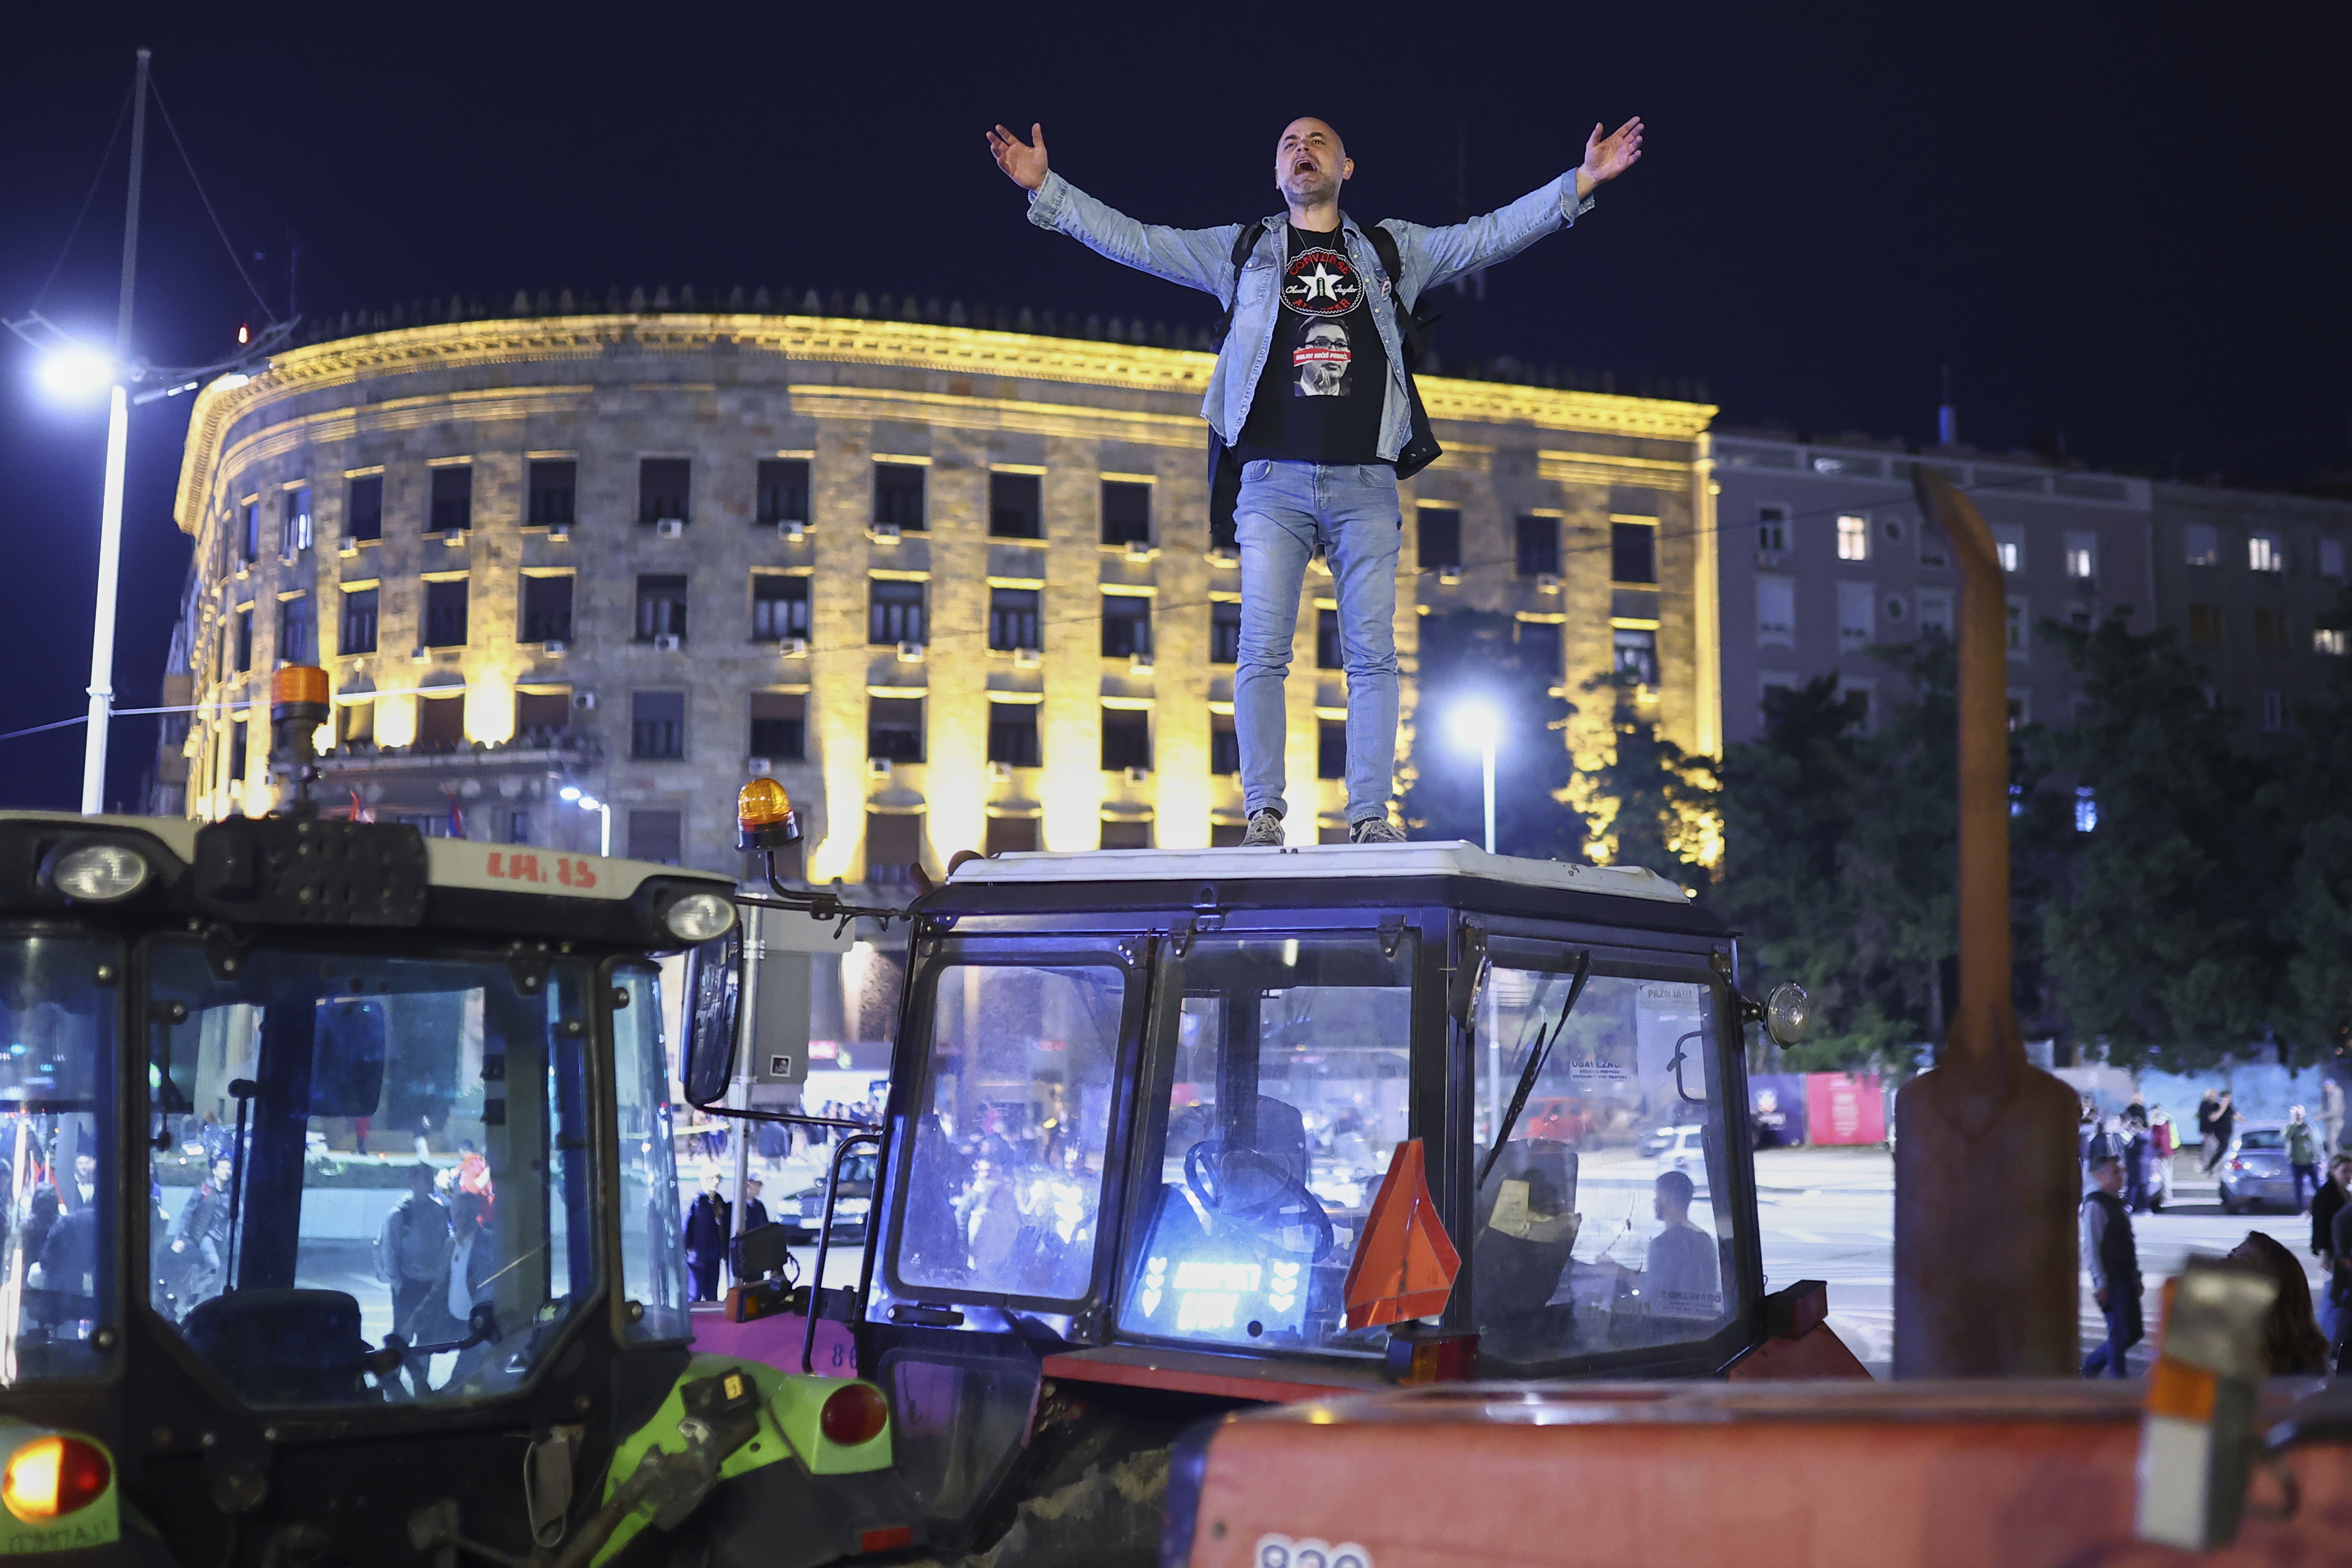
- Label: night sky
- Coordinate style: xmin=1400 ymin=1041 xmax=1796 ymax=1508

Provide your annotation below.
xmin=4 ymin=3 xmax=2344 ymax=811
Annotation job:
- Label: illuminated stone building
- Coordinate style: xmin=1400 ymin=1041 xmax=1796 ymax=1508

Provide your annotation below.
xmin=163 ymin=298 xmax=1716 ymax=889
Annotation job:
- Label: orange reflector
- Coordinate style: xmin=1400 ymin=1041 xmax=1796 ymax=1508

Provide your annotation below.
xmin=1341 ymin=1138 xmax=1461 ymax=1330
xmin=272 ymin=665 xmax=329 ymax=707
xmin=820 ymin=1382 xmax=890 ymax=1447
xmin=2 ymin=1435 xmax=109 ymax=1523
xmin=858 ymin=1525 xmax=915 ymax=1554
xmin=739 ymin=776 xmax=794 ymax=831
xmin=2146 ymin=1358 xmax=2218 ymax=1422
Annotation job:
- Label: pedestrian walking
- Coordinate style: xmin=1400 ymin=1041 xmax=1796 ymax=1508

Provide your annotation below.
xmin=2078 ymin=1096 xmax=2101 ymax=1164
xmin=683 ymin=1171 xmax=732 ymax=1303
xmin=2121 ymin=1101 xmax=2151 ymax=1213
xmin=2332 ymin=1194 xmax=2352 ymax=1375
xmin=2323 ymin=1077 xmax=2345 ymax=1159
xmin=2312 ymin=1154 xmax=2351 ymax=1346
xmin=987 ymin=110 xmax=1644 ymax=846
xmin=373 ymin=1164 xmax=452 ymax=1391
xmin=2204 ymin=1090 xmax=2237 ymax=1175
xmin=2147 ymin=1107 xmax=2177 ymax=1211
xmin=2196 ymin=1090 xmax=2220 ymax=1171
xmin=2080 ymin=1152 xmax=2143 ymax=1378
xmin=2286 ymin=1105 xmax=2322 ymax=1212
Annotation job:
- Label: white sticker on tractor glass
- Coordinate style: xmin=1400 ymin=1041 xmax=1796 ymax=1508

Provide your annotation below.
xmin=1256 ymin=1534 xmax=1372 ymax=1568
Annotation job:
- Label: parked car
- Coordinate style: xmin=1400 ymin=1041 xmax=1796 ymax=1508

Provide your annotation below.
xmin=2218 ymin=1123 xmax=2296 ymax=1214
xmin=1523 ymin=1095 xmax=1591 ymax=1146
xmin=782 ymin=1148 xmax=880 ymax=1241
xmin=1650 ymin=1124 xmax=1707 ymax=1173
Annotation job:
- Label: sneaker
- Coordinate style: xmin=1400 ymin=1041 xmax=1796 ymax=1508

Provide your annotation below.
xmin=1349 ymin=817 xmax=1407 ymax=845
xmin=1240 ymin=809 xmax=1286 ymax=847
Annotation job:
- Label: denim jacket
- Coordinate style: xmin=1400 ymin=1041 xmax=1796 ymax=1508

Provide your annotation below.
xmin=1027 ymin=169 xmax=1595 ymax=462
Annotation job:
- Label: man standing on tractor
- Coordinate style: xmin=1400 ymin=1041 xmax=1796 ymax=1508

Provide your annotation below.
xmin=987 ymin=111 xmax=1644 ymax=845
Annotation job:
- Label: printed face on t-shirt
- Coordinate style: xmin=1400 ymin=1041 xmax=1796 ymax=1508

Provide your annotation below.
xmin=1283 ymin=244 xmax=1362 ymax=399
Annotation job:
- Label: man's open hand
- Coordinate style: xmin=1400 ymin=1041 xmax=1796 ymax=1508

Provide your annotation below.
xmin=1576 ymin=117 xmax=1644 ymax=198
xmin=987 ymin=123 xmax=1049 ymax=191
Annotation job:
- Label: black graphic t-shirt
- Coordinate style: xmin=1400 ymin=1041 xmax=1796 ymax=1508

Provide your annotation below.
xmin=1234 ymin=225 xmax=1391 ymax=466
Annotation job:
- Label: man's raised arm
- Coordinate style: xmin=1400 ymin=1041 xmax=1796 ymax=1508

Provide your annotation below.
xmin=987 ymin=123 xmax=1248 ymax=302
xmin=1383 ymin=117 xmax=1645 ymax=301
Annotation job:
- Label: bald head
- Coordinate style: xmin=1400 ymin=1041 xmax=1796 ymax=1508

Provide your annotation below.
xmin=1276 ymin=118 xmax=1352 ymax=215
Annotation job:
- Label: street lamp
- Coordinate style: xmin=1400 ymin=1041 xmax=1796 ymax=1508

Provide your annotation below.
xmin=560 ymin=786 xmax=612 ymax=857
xmin=1449 ymin=699 xmax=1501 ymax=855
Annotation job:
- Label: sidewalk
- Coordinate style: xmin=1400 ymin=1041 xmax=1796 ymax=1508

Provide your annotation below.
xmin=1751 ymin=1146 xmax=1895 ymax=1193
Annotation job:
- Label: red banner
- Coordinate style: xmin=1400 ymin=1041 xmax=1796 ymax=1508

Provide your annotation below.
xmin=1803 ymin=1072 xmax=1887 ymax=1145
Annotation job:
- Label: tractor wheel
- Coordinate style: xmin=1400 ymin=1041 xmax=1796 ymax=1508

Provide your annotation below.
xmin=971 ymin=1445 xmax=1170 ymax=1568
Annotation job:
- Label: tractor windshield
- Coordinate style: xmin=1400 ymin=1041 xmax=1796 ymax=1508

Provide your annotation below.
xmin=146 ymin=938 xmax=598 ymax=1407
xmin=0 ymin=932 xmax=120 ymax=1386
xmin=1470 ymin=966 xmax=1742 ymax=1369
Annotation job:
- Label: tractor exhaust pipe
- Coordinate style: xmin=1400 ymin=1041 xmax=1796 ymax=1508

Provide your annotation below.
xmin=1893 ymin=469 xmax=2080 ymax=1376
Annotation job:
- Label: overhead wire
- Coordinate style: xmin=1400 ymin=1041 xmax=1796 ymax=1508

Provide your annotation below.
xmin=27 ymin=81 xmax=135 ymax=313
xmin=147 ymin=73 xmax=277 ymax=325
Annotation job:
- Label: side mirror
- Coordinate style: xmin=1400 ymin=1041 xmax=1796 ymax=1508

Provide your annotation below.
xmin=1764 ymin=982 xmax=1813 ymax=1048
xmin=1448 ymin=927 xmax=1491 ymax=1028
xmin=681 ymin=930 xmax=743 ymax=1108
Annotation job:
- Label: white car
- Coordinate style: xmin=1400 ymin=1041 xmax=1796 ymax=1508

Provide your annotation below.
xmin=1652 ymin=1124 xmax=1706 ymax=1172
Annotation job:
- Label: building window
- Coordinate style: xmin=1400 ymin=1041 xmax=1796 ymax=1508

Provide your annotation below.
xmin=1756 ymin=576 xmax=1795 ymax=647
xmin=873 ymin=463 xmax=926 ymax=530
xmin=337 ymin=700 xmax=374 ymax=747
xmin=2065 ymin=531 xmax=2097 ymax=580
xmin=865 ymin=811 xmax=923 ymax=886
xmin=339 ymin=588 xmax=378 ymax=655
xmin=1838 ymin=581 xmax=1875 ymax=650
xmin=416 ymin=693 xmax=465 ymax=751
xmin=639 ymin=458 xmax=690 ymax=525
xmin=1515 ymin=620 xmax=1562 ymax=678
xmin=2249 ymin=532 xmax=2284 ymax=573
xmin=1993 ymin=525 xmax=2023 ymax=574
xmin=867 ymin=697 xmax=925 ymax=764
xmin=2005 ymin=598 xmax=2028 ymax=660
xmin=1102 ymin=480 xmax=1152 ymax=547
xmin=1917 ymin=519 xmax=1949 ymax=568
xmin=1757 ymin=504 xmax=1788 ymax=555
xmin=2321 ymin=538 xmax=2345 ymax=580
xmin=239 ymin=500 xmax=261 ymax=564
xmin=424 ymin=579 xmax=469 ymax=648
xmin=521 ymin=575 xmax=574 ymax=643
xmin=988 ymin=471 xmax=1042 ymax=538
xmin=1102 ymin=594 xmax=1152 ymax=659
xmin=228 ymin=719 xmax=247 ymax=782
xmin=1516 ymin=515 xmax=1560 ymax=578
xmin=527 ymin=460 xmax=576 ymax=527
xmin=1916 ymin=589 xmax=1953 ymax=636
xmin=1101 ymin=708 xmax=1151 ymax=772
xmin=631 ymin=690 xmax=686 ymax=760
xmin=984 ymin=816 xmax=1040 ymax=856
xmin=1417 ymin=507 xmax=1461 ymax=574
xmin=2188 ymin=604 xmax=2225 ymax=646
xmin=506 ymin=811 xmax=531 ymax=845
xmin=1611 ymin=518 xmax=1657 ymax=582
xmin=757 ymin=459 xmax=809 ymax=525
xmin=870 ymin=579 xmax=927 ymax=646
xmin=1210 ymin=712 xmax=1238 ymax=775
xmin=345 ymin=474 xmax=384 ymax=542
xmin=429 ymin=467 xmax=472 ymax=533
xmin=2254 ymin=608 xmax=2288 ymax=651
xmin=232 ymin=608 xmax=254 ymax=672
xmin=276 ymin=596 xmax=315 ymax=665
xmin=2317 ymin=627 xmax=2348 ymax=656
xmin=282 ymin=486 xmax=313 ymax=555
xmin=1317 ymin=720 xmax=1346 ymax=781
xmin=2184 ymin=523 xmax=2220 ymax=567
xmin=1835 ymin=514 xmax=1869 ymax=561
xmin=515 ymin=689 xmax=571 ymax=740
xmin=635 ymin=574 xmax=689 ymax=642
xmin=1201 ymin=600 xmax=1239 ymax=666
xmin=1614 ymin=627 xmax=1658 ymax=686
xmin=1101 ymin=819 xmax=1152 ymax=850
xmin=988 ymin=586 xmax=1039 ymax=652
xmin=987 ymin=700 xmax=1040 ymax=767
xmin=1316 ymin=608 xmax=1343 ymax=670
xmin=752 ymin=575 xmax=810 ymax=641
xmin=629 ymin=809 xmax=683 ymax=865
xmin=2259 ymin=689 xmax=2285 ymax=733
xmin=749 ymin=692 xmax=806 ymax=762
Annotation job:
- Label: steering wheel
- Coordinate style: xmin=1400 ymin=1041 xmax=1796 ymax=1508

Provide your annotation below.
xmin=1183 ymin=1140 xmax=1336 ymax=1261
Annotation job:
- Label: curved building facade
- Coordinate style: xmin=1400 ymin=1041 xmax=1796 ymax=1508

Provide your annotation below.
xmin=164 ymin=305 xmax=1716 ymax=886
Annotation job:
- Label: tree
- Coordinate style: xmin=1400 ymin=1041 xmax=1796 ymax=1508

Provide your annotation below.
xmin=2266 ymin=585 xmax=2352 ymax=1059
xmin=1576 ymin=670 xmax=1717 ymax=893
xmin=1402 ymin=609 xmax=1582 ymax=859
xmin=2035 ymin=613 xmax=2285 ymax=1070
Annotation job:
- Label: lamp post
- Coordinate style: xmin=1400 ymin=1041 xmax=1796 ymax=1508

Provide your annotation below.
xmin=1450 ymin=700 xmax=1500 ymax=855
xmin=560 ymin=786 xmax=612 ymax=857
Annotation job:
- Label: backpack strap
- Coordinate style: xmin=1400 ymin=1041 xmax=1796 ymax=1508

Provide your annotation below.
xmin=1209 ymin=220 xmax=1269 ymax=341
xmin=1362 ymin=222 xmax=1434 ymax=369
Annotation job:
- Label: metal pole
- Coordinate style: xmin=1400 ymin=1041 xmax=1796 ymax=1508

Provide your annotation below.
xmin=1481 ymin=738 xmax=1496 ymax=855
xmin=598 ymin=803 xmax=612 ymax=858
xmin=80 ymin=48 xmax=148 ymax=815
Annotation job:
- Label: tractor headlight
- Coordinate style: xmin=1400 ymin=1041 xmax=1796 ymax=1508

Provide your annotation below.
xmin=662 ymin=891 xmax=737 ymax=944
xmin=43 ymin=841 xmax=151 ymax=903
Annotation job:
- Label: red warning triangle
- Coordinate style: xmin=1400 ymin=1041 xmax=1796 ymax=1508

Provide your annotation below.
xmin=1341 ymin=1138 xmax=1462 ymax=1330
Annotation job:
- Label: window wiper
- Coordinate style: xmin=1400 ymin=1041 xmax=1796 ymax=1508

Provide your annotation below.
xmin=1477 ymin=950 xmax=1590 ymax=1189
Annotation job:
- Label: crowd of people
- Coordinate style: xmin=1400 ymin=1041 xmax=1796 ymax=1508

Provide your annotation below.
xmin=368 ymin=1157 xmax=501 ymax=1394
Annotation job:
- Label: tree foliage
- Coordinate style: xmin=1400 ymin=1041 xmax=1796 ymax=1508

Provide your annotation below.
xmin=1577 ymin=671 xmax=1717 ymax=892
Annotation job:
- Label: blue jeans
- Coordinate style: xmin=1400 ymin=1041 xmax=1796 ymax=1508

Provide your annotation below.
xmin=1233 ymin=460 xmax=1402 ymax=827
xmin=2082 ymin=1288 xmax=2143 ymax=1378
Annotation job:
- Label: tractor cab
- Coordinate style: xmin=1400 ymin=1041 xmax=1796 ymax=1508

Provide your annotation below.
xmin=836 ymin=842 xmax=1792 ymax=1554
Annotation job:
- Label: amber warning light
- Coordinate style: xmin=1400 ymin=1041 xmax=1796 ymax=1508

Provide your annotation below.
xmin=736 ymin=777 xmax=802 ymax=852
xmin=2 ymin=1434 xmax=110 ymax=1523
